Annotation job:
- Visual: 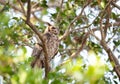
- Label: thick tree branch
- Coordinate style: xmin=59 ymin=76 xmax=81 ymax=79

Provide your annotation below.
xmin=97 ymin=1 xmax=120 ymax=79
xmin=90 ymin=31 xmax=120 ymax=80
xmin=101 ymin=41 xmax=120 ymax=80
xmin=26 ymin=0 xmax=49 ymax=78
xmin=27 ymin=0 xmax=31 ymax=22
xmin=25 ymin=21 xmax=49 ymax=78
xmin=0 ymin=1 xmax=55 ymax=78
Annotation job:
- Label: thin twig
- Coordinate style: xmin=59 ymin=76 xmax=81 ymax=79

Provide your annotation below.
xmin=31 ymin=7 xmax=43 ymax=13
xmin=56 ymin=0 xmax=64 ymax=23
xmin=59 ymin=28 xmax=95 ymax=66
xmin=0 ymin=0 xmax=42 ymax=16
xmin=59 ymin=1 xmax=91 ymax=41
xmin=0 ymin=0 xmax=23 ymax=13
xmin=69 ymin=28 xmax=99 ymax=59
xmin=99 ymin=0 xmax=113 ymax=40
xmin=32 ymin=12 xmax=47 ymax=24
xmin=71 ymin=32 xmax=89 ymax=58
xmin=17 ymin=0 xmax=26 ymax=15
xmin=100 ymin=0 xmax=113 ymax=18
xmin=90 ymin=31 xmax=100 ymax=41
xmin=107 ymin=33 xmax=115 ymax=43
xmin=111 ymin=2 xmax=120 ymax=10
xmin=70 ymin=24 xmax=91 ymax=33
xmin=32 ymin=2 xmax=39 ymax=8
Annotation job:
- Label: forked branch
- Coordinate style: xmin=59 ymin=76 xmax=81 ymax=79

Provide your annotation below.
xmin=25 ymin=0 xmax=49 ymax=79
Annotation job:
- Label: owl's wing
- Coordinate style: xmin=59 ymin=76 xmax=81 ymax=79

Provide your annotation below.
xmin=51 ymin=42 xmax=59 ymax=59
xmin=31 ymin=43 xmax=43 ymax=68
xmin=31 ymin=43 xmax=42 ymax=57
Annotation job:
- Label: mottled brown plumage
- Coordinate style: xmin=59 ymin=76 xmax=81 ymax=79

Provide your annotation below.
xmin=31 ymin=25 xmax=59 ymax=68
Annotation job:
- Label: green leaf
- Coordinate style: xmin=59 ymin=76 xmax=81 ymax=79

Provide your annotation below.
xmin=40 ymin=0 xmax=48 ymax=7
xmin=113 ymin=40 xmax=120 ymax=47
xmin=0 ymin=12 xmax=10 ymax=25
xmin=100 ymin=1 xmax=105 ymax=8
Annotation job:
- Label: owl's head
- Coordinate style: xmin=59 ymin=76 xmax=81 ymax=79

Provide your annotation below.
xmin=45 ymin=25 xmax=59 ymax=35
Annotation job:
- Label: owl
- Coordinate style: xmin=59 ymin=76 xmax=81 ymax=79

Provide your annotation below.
xmin=31 ymin=25 xmax=59 ymax=69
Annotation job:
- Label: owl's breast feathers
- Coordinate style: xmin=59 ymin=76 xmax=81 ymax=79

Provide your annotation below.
xmin=43 ymin=32 xmax=59 ymax=60
xmin=31 ymin=43 xmax=42 ymax=56
xmin=44 ymin=32 xmax=51 ymax=41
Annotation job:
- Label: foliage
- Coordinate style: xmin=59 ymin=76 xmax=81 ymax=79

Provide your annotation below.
xmin=0 ymin=0 xmax=120 ymax=84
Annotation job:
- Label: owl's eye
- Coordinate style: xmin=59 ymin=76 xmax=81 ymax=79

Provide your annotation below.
xmin=52 ymin=27 xmax=56 ymax=29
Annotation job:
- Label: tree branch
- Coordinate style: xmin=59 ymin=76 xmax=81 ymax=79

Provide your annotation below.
xmin=25 ymin=21 xmax=49 ymax=79
xmin=90 ymin=29 xmax=120 ymax=80
xmin=101 ymin=41 xmax=120 ymax=80
xmin=71 ymin=32 xmax=89 ymax=58
xmin=26 ymin=0 xmax=49 ymax=78
xmin=59 ymin=28 xmax=96 ymax=66
xmin=0 ymin=0 xmax=52 ymax=78
xmin=70 ymin=28 xmax=100 ymax=58
xmin=56 ymin=0 xmax=64 ymax=23
xmin=97 ymin=1 xmax=120 ymax=79
xmin=32 ymin=12 xmax=48 ymax=24
xmin=99 ymin=0 xmax=113 ymax=40
xmin=111 ymin=2 xmax=120 ymax=10
xmin=0 ymin=0 xmax=23 ymax=13
xmin=27 ymin=0 xmax=31 ymax=22
xmin=59 ymin=1 xmax=91 ymax=41
xmin=17 ymin=0 xmax=26 ymax=15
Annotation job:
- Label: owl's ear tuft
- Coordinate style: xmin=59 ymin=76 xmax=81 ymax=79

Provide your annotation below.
xmin=46 ymin=22 xmax=51 ymax=26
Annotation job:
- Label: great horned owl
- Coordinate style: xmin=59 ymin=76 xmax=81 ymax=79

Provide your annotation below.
xmin=31 ymin=25 xmax=59 ymax=68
